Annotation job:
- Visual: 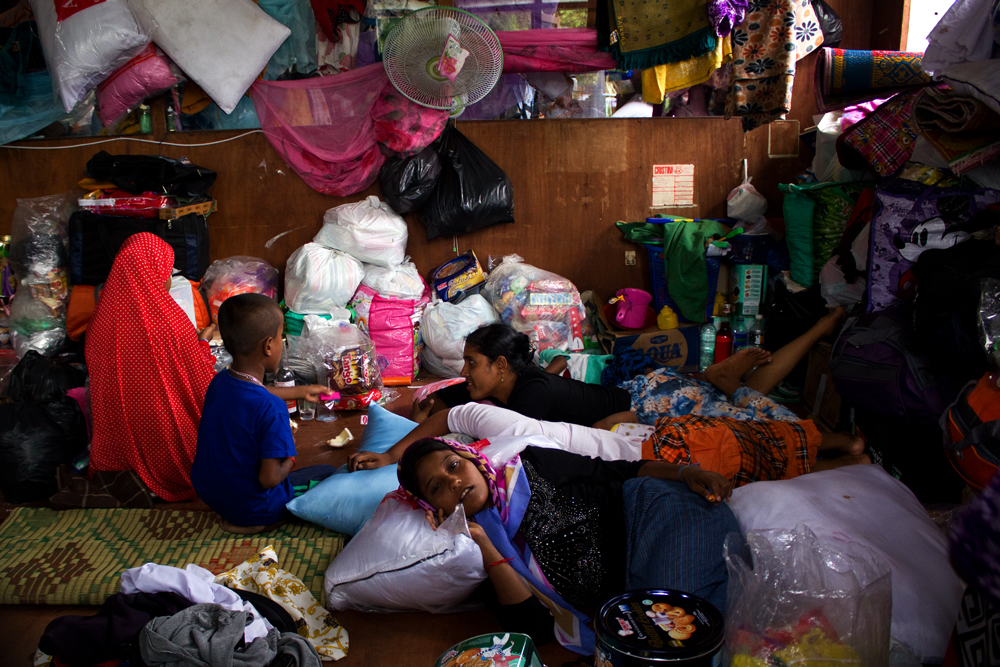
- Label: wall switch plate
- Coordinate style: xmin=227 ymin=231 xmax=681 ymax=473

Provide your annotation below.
xmin=625 ymin=250 xmax=636 ymax=265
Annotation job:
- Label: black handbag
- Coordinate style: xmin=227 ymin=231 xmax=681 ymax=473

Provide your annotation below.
xmin=85 ymin=151 xmax=217 ymax=197
xmin=68 ymin=211 xmax=210 ymax=286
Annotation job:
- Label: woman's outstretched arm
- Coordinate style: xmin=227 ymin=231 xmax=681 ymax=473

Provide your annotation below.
xmin=347 ymin=406 xmax=452 ymax=471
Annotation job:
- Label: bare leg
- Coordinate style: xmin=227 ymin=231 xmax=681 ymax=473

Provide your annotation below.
xmin=593 ymin=410 xmax=638 ymax=430
xmin=704 ymin=348 xmax=772 ymax=398
xmin=818 ymin=431 xmax=865 ymax=455
xmin=743 ymin=306 xmax=847 ymax=396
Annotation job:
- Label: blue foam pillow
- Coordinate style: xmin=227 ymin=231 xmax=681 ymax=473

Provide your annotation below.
xmin=286 ymin=404 xmax=418 ymax=535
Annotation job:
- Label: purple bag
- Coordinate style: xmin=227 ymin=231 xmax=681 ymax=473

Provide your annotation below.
xmin=867 ymin=180 xmax=1000 ymax=313
xmin=829 ymin=306 xmax=957 ymax=428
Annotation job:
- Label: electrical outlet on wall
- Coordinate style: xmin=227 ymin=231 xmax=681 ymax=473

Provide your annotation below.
xmin=625 ymin=251 xmax=636 ymax=266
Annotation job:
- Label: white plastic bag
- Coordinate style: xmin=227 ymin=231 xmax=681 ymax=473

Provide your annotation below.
xmin=724 ymin=526 xmax=893 ymax=667
xmin=126 ymin=0 xmax=290 ymax=114
xmin=30 ymin=0 xmax=150 ymax=112
xmin=482 ymin=255 xmax=593 ymax=353
xmin=726 ymin=176 xmax=768 ymax=225
xmin=360 ymin=261 xmax=425 ymax=299
xmin=324 ymin=495 xmax=485 ymax=613
xmin=727 ymin=465 xmax=964 ymax=663
xmin=314 ymin=196 xmax=408 ymax=268
xmin=200 ymin=256 xmax=279 ymax=323
xmin=421 ymin=295 xmax=498 ymax=378
xmin=168 ymin=274 xmax=197 ymax=328
xmin=819 ymin=255 xmax=866 ymax=309
xmin=812 ymin=112 xmax=871 ymax=183
xmin=285 ymin=243 xmax=364 ymax=314
xmin=293 ymin=320 xmax=387 ymax=410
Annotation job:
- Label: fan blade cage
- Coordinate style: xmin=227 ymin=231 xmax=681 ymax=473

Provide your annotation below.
xmin=383 ymin=7 xmax=503 ymax=111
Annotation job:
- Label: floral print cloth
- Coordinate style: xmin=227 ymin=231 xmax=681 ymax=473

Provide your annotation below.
xmin=621 ymin=367 xmax=799 ymax=424
xmin=726 ymin=0 xmax=823 ymax=131
xmin=215 ymin=546 xmax=349 ymax=661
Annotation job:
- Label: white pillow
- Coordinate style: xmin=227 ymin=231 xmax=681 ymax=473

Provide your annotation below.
xmin=126 ymin=0 xmax=290 ymax=114
xmin=324 ymin=492 xmax=485 ymax=613
xmin=727 ymin=465 xmax=963 ymax=664
xmin=30 ymin=0 xmax=149 ymax=112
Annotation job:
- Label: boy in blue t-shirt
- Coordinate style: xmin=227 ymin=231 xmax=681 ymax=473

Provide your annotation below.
xmin=192 ymin=293 xmax=327 ymax=533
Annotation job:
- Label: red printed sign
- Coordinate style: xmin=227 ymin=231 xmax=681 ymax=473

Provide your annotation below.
xmin=55 ymin=0 xmax=105 ymax=21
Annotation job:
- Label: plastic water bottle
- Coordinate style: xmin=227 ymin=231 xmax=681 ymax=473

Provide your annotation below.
xmin=699 ymin=321 xmax=716 ymax=372
xmin=714 ymin=304 xmax=734 ymax=363
xmin=274 ymin=341 xmax=296 ymax=416
xmin=733 ymin=315 xmax=748 ymax=353
xmin=748 ymin=314 xmax=766 ymax=349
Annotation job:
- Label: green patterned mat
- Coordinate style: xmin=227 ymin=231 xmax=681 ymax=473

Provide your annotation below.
xmin=0 ymin=508 xmax=344 ymax=605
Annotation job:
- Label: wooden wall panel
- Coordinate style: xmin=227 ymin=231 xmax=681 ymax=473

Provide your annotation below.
xmin=0 ymin=0 xmax=884 ymax=302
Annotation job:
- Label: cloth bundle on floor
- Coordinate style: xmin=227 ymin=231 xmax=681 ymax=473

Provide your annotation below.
xmin=814 ymin=48 xmax=931 ymax=113
xmin=911 ymin=86 xmax=1000 ymax=174
xmin=214 ymin=546 xmax=349 ymax=661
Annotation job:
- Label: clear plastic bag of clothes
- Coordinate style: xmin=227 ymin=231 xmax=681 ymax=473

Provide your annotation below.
xmin=482 ymin=255 xmax=594 ymax=353
xmin=980 ymin=277 xmax=1000 ymax=368
xmin=292 ymin=319 xmax=391 ymax=410
xmin=724 ymin=527 xmax=893 ymax=667
xmin=200 ymin=256 xmax=279 ymax=323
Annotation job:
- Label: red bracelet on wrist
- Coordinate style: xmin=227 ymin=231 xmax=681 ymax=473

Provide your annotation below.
xmin=485 ymin=557 xmax=514 ymax=573
xmin=289 ymin=456 xmax=297 ymax=470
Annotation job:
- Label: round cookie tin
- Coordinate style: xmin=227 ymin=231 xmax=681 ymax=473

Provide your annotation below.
xmin=595 ymin=590 xmax=724 ymax=667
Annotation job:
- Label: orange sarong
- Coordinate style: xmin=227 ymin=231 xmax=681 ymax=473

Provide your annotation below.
xmin=641 ymin=414 xmax=822 ymax=487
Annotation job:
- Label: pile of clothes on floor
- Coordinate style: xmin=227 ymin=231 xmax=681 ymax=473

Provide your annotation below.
xmin=34 ymin=546 xmax=347 ymax=667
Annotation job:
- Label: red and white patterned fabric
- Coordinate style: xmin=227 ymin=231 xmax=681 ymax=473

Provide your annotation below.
xmin=85 ymin=233 xmax=215 ymax=501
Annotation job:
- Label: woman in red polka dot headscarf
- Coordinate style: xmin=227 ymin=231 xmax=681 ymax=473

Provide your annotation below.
xmin=85 ymin=233 xmax=218 ymax=501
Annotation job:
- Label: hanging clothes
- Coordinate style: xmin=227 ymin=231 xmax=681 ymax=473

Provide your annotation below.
xmin=85 ymin=233 xmax=215 ymax=502
xmin=641 ymin=35 xmax=733 ymax=104
xmin=606 ymin=0 xmax=716 ymax=71
xmin=726 ymin=0 xmax=823 ymax=132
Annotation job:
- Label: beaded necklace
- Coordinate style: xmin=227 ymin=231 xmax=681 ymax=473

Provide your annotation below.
xmin=228 ymin=369 xmax=264 ymax=387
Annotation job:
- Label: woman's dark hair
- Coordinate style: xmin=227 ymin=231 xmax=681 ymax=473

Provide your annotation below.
xmin=398 ymin=438 xmax=455 ymax=500
xmin=465 ymin=323 xmax=534 ymax=374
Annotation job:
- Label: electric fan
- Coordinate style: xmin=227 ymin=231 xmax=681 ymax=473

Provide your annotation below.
xmin=382 ymin=7 xmax=503 ymax=113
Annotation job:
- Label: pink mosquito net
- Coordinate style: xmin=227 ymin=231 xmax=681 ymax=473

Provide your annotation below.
xmin=251 ymin=64 xmax=449 ymax=197
xmin=498 ymin=28 xmax=617 ymax=74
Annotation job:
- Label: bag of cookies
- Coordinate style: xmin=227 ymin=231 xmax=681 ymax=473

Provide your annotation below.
xmin=293 ymin=320 xmax=389 ymax=410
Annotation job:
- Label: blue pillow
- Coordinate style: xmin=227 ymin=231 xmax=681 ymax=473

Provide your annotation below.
xmin=286 ymin=404 xmax=418 ymax=535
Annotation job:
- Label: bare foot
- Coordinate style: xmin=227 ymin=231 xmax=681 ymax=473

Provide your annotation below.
xmin=705 ymin=348 xmax=772 ymax=394
xmin=219 ymin=517 xmax=284 ymax=535
xmin=816 ymin=306 xmax=848 ymax=338
xmin=818 ymin=431 xmax=866 ymax=455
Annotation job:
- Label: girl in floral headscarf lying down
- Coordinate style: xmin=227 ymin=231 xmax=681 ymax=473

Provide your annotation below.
xmin=396 ymin=437 xmax=737 ymax=654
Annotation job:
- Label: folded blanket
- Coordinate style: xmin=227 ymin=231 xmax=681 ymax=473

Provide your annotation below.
xmin=912 ymin=86 xmax=1000 ymax=174
xmin=937 ymin=59 xmax=1000 ymax=116
xmin=814 ymin=48 xmax=932 ymax=112
xmin=607 ymin=0 xmax=715 ymax=70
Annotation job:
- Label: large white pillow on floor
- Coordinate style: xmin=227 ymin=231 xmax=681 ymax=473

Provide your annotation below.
xmin=324 ymin=492 xmax=485 ymax=613
xmin=727 ymin=465 xmax=963 ymax=664
xmin=126 ymin=0 xmax=290 ymax=114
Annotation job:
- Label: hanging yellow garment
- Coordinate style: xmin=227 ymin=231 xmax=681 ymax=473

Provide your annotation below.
xmin=641 ymin=36 xmax=733 ymax=105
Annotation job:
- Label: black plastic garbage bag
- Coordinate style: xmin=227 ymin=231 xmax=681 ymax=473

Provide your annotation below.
xmin=85 ymin=151 xmax=217 ymax=197
xmin=6 ymin=350 xmax=86 ymax=401
xmin=417 ymin=125 xmax=514 ymax=240
xmin=0 ymin=397 xmax=87 ymax=503
xmin=379 ymin=146 xmax=442 ymax=215
xmin=812 ymin=0 xmax=843 ymax=47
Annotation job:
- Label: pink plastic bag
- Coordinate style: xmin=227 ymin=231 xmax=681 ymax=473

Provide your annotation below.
xmin=350 ymin=284 xmax=430 ymax=385
xmin=96 ymin=44 xmax=181 ymax=127
xmin=251 ymin=64 xmax=448 ymax=197
xmin=497 ymin=28 xmax=617 ymax=74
